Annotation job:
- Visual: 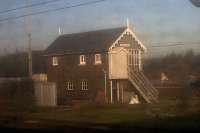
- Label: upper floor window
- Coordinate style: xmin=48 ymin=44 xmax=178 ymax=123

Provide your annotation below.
xmin=81 ymin=80 xmax=88 ymax=90
xmin=52 ymin=56 xmax=58 ymax=66
xmin=66 ymin=81 xmax=74 ymax=90
xmin=128 ymin=49 xmax=141 ymax=70
xmin=80 ymin=55 xmax=86 ymax=65
xmin=95 ymin=54 xmax=102 ymax=64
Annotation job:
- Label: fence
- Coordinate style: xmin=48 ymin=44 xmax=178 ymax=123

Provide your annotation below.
xmin=34 ymin=82 xmax=57 ymax=106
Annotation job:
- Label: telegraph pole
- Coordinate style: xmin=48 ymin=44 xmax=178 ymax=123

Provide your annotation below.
xmin=28 ymin=33 xmax=32 ymax=78
xmin=25 ymin=0 xmax=32 ymax=79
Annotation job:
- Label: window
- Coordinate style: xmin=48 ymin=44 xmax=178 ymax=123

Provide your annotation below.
xmin=128 ymin=49 xmax=141 ymax=70
xmin=81 ymin=80 xmax=88 ymax=90
xmin=79 ymin=55 xmax=86 ymax=65
xmin=66 ymin=81 xmax=74 ymax=90
xmin=52 ymin=56 xmax=58 ymax=66
xmin=95 ymin=54 xmax=102 ymax=64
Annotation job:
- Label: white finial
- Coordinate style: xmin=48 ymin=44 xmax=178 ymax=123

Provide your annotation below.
xmin=126 ymin=17 xmax=130 ymax=28
xmin=58 ymin=26 xmax=62 ymax=35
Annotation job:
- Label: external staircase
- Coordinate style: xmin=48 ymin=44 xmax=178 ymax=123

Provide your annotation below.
xmin=128 ymin=68 xmax=159 ymax=103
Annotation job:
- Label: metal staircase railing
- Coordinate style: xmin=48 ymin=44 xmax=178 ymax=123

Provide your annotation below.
xmin=128 ymin=67 xmax=159 ymax=103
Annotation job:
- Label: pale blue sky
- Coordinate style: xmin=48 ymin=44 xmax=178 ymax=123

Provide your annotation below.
xmin=0 ymin=0 xmax=200 ymax=57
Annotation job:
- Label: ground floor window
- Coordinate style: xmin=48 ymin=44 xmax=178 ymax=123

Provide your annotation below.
xmin=81 ymin=80 xmax=88 ymax=90
xmin=66 ymin=81 xmax=74 ymax=90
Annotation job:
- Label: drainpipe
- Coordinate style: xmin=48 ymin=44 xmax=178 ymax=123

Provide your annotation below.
xmin=102 ymin=69 xmax=107 ymax=103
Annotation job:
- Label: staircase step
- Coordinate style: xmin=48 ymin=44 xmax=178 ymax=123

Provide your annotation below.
xmin=128 ymin=68 xmax=159 ymax=103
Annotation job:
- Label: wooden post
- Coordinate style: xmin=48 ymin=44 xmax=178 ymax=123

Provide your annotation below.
xmin=110 ymin=80 xmax=113 ymax=104
xmin=117 ymin=81 xmax=120 ymax=103
xmin=105 ymin=71 xmax=107 ymax=103
xmin=121 ymin=85 xmax=124 ymax=103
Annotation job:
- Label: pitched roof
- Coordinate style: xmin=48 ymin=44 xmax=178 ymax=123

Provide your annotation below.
xmin=45 ymin=27 xmax=127 ymax=55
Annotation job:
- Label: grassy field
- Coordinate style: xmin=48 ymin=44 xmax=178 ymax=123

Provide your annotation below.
xmin=1 ymin=100 xmax=200 ymax=132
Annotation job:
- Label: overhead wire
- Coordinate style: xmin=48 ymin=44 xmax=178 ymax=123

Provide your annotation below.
xmin=0 ymin=0 xmax=107 ymax=23
xmin=0 ymin=0 xmax=62 ymax=14
xmin=147 ymin=41 xmax=200 ymax=48
xmin=0 ymin=0 xmax=199 ymax=51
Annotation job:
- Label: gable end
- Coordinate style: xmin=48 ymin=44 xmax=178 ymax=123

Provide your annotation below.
xmin=109 ymin=27 xmax=146 ymax=52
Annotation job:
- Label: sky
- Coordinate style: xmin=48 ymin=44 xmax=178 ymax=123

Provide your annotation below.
xmin=0 ymin=0 xmax=200 ymax=57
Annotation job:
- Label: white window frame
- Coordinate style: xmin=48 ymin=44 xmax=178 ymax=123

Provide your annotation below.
xmin=95 ymin=54 xmax=102 ymax=64
xmin=66 ymin=81 xmax=74 ymax=90
xmin=52 ymin=56 xmax=58 ymax=66
xmin=79 ymin=55 xmax=86 ymax=65
xmin=128 ymin=49 xmax=141 ymax=70
xmin=81 ymin=80 xmax=88 ymax=90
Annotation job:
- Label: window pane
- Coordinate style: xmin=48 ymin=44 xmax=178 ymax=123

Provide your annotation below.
xmin=52 ymin=57 xmax=58 ymax=66
xmin=80 ymin=55 xmax=86 ymax=65
xmin=81 ymin=80 xmax=88 ymax=90
xmin=95 ymin=54 xmax=101 ymax=64
xmin=66 ymin=81 xmax=73 ymax=90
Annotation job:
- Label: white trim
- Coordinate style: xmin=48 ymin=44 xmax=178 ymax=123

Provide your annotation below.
xmin=109 ymin=27 xmax=147 ymax=52
xmin=119 ymin=43 xmax=130 ymax=47
xmin=108 ymin=47 xmax=128 ymax=54
xmin=127 ymin=28 xmax=146 ymax=51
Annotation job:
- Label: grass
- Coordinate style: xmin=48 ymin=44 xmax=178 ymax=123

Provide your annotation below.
xmin=28 ymin=105 xmax=150 ymax=123
xmin=1 ymin=100 xmax=200 ymax=132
